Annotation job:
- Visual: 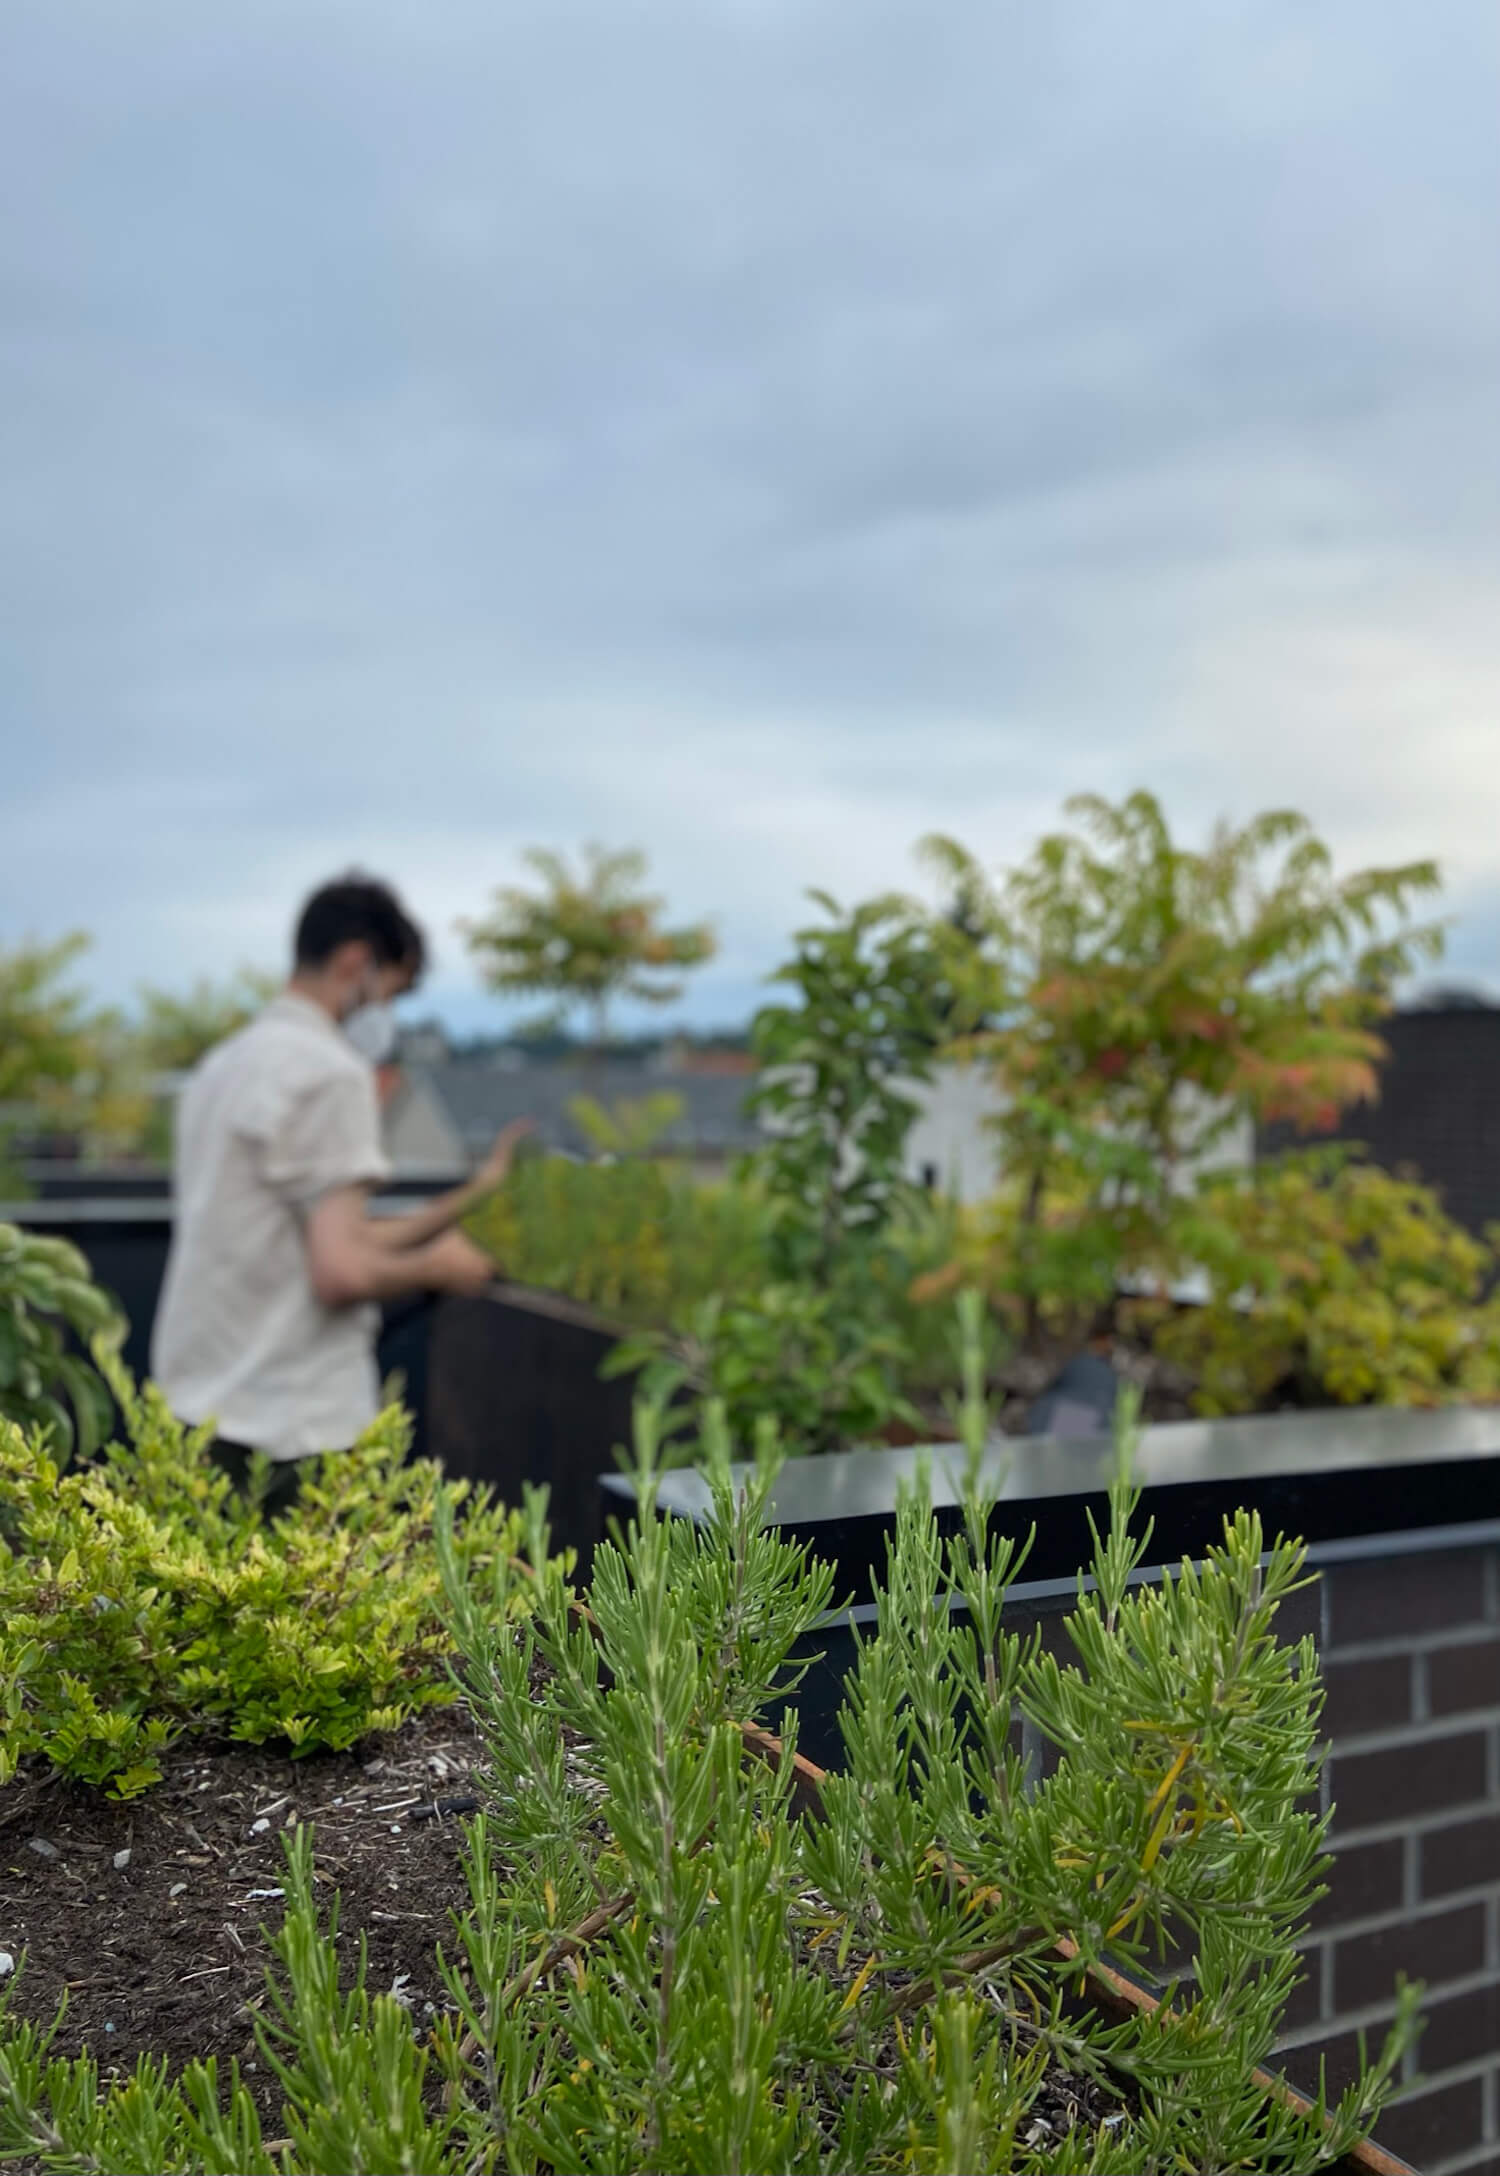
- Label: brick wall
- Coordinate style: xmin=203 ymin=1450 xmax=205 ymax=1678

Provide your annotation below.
xmin=673 ymin=1480 xmax=1500 ymax=2171
xmin=1274 ymin=1538 xmax=1500 ymax=2174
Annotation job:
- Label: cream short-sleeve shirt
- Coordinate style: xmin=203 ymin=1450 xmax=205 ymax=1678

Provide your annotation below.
xmin=152 ymin=993 xmax=392 ymax=1460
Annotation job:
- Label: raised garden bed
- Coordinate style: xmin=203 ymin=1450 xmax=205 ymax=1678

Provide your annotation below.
xmin=2 ymin=1702 xmax=1140 ymax=2155
xmin=0 ymin=1430 xmax=1418 ymax=2176
xmin=0 ymin=1695 xmax=1415 ymax=2176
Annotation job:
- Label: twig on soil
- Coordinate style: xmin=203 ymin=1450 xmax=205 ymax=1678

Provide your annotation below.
xmin=835 ymin=1932 xmax=1045 ymax=2046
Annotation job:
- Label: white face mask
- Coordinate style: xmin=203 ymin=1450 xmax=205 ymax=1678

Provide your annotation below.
xmin=344 ymin=1000 xmax=398 ymax=1066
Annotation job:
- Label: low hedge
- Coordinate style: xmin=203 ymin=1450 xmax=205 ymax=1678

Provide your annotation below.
xmin=0 ymin=1353 xmax=521 ymax=1798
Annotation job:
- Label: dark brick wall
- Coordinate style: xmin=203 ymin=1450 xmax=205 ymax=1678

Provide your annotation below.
xmin=757 ymin=1530 xmax=1500 ymax=2170
xmin=1258 ymin=1004 xmax=1500 ymax=1240
xmin=984 ymin=1537 xmax=1500 ymax=2171
xmin=1271 ymin=1540 xmax=1500 ymax=2173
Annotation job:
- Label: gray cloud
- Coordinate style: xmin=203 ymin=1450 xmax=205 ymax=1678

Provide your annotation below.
xmin=3 ymin=0 xmax=1499 ymax=1028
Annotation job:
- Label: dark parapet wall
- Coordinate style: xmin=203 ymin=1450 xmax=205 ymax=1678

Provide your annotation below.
xmin=1259 ymin=1002 xmax=1500 ymax=1239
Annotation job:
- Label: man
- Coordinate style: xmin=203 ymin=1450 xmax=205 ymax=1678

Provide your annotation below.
xmin=153 ymin=874 xmax=526 ymax=1506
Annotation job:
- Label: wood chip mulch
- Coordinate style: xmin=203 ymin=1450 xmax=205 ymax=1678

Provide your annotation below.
xmin=0 ymin=1702 xmax=480 ymax=2131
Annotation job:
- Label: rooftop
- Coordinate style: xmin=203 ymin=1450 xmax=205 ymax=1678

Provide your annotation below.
xmin=391 ymin=1057 xmax=762 ymax=1159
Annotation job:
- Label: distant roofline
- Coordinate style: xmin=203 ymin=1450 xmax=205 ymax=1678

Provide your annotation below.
xmin=1398 ymin=985 xmax=1500 ymax=1014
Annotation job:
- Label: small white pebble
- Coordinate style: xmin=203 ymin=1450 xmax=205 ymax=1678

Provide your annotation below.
xmin=389 ymin=1824 xmax=401 ymax=1834
xmin=113 ymin=1849 xmax=131 ymax=1871
xmin=0 ymin=1952 xmax=14 ymax=1978
xmin=169 ymin=1882 xmax=187 ymax=1898
xmin=250 ymin=1817 xmax=270 ymax=1835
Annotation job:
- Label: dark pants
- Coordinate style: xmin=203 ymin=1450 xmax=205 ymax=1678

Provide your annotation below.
xmin=207 ymin=1438 xmax=307 ymax=1516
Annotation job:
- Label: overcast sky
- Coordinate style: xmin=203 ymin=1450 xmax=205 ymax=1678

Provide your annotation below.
xmin=4 ymin=0 xmax=1498 ymax=1035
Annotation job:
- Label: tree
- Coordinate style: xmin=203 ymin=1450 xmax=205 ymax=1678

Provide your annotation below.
xmin=0 ymin=935 xmax=143 ymax=1179
xmin=0 ymin=934 xmax=99 ymax=1109
xmin=918 ymin=791 xmax=1444 ymax=1351
xmin=742 ymin=891 xmax=951 ymax=1283
xmin=460 ymin=846 xmax=715 ymax=1057
xmin=134 ymin=968 xmax=279 ymax=1074
xmin=0 ymin=946 xmax=280 ymax=1176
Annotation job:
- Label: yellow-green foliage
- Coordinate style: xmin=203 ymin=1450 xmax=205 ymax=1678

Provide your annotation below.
xmin=1151 ymin=1151 xmax=1500 ymax=1414
xmin=466 ymin=1157 xmax=771 ymax=1327
xmin=0 ymin=1358 xmax=523 ymax=1799
xmin=566 ymin=1090 xmax=685 ymax=1158
xmin=911 ymin=1173 xmax=1152 ymax=1353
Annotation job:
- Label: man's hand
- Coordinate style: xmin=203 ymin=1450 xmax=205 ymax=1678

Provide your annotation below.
xmin=360 ymin=1127 xmax=535 ymax=1263
xmin=474 ymin=1116 xmax=537 ymax=1193
xmin=425 ymin=1230 xmax=498 ymax=1297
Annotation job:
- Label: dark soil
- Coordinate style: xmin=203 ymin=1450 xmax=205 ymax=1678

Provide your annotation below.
xmin=0 ymin=1703 xmax=480 ymax=2131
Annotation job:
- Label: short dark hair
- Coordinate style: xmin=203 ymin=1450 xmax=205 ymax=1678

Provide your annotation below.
xmin=293 ymin=876 xmax=427 ymax=984
xmin=394 ymin=910 xmax=427 ymax=980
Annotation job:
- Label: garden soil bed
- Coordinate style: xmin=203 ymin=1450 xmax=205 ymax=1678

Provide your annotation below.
xmin=0 ymin=1700 xmax=1130 ymax=2165
xmin=0 ymin=1697 xmax=1408 ymax=2174
xmin=0 ymin=1703 xmax=482 ymax=2133
xmin=0 ymin=1699 xmax=1133 ymax=2165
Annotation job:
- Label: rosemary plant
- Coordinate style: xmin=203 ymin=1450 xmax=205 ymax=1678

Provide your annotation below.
xmin=0 ymin=1303 xmax=1418 ymax=2172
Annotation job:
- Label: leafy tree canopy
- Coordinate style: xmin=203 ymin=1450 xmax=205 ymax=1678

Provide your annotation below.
xmin=460 ymin=846 xmax=714 ymax=1052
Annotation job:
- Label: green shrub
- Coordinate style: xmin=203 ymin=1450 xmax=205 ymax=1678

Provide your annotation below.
xmin=0 ymin=1338 xmax=1416 ymax=2172
xmin=0 ymin=1356 xmax=521 ymax=1797
xmin=910 ymin=1153 xmax=1159 ymax=1357
xmin=1148 ymin=1148 xmax=1500 ymax=1414
xmin=0 ymin=1221 xmax=122 ymax=1460
xmin=741 ymin=889 xmax=951 ymax=1284
xmin=608 ymin=1276 xmax=923 ymax=1456
xmin=468 ymin=1151 xmax=945 ymax=1454
xmin=466 ymin=1154 xmax=771 ymax=1328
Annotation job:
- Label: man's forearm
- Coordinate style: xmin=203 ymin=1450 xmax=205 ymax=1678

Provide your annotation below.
xmin=369 ymin=1178 xmax=487 ymax=1252
xmin=321 ymin=1230 xmax=496 ymax=1307
xmin=306 ymin=1186 xmax=499 ymax=1309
